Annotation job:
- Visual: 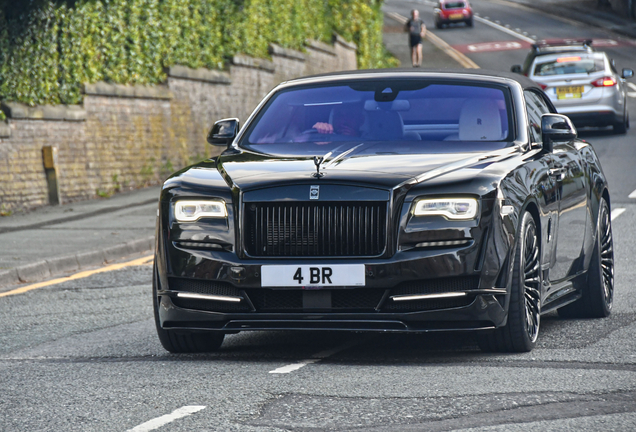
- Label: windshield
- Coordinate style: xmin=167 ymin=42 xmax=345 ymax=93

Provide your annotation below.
xmin=444 ymin=2 xmax=466 ymax=9
xmin=241 ymin=80 xmax=512 ymax=155
xmin=534 ymin=57 xmax=604 ymax=76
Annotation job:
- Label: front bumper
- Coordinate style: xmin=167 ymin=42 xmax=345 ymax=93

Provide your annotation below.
xmin=155 ymin=244 xmax=511 ymax=333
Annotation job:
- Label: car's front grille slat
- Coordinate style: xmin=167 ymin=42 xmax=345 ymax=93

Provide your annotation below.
xmin=245 ymin=201 xmax=387 ymax=257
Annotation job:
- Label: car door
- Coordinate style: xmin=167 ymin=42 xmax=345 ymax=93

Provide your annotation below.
xmin=527 ymin=90 xmax=588 ymax=283
xmin=524 ymin=90 xmax=559 ymax=283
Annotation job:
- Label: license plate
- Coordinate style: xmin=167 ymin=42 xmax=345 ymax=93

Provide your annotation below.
xmin=556 ymin=85 xmax=584 ymax=99
xmin=449 ymin=13 xmax=464 ymax=19
xmin=261 ymin=264 xmax=365 ymax=287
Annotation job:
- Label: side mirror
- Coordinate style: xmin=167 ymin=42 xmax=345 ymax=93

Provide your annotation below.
xmin=622 ymin=68 xmax=634 ymax=79
xmin=207 ymin=118 xmax=239 ymax=146
xmin=511 ymin=65 xmax=522 ymax=74
xmin=541 ymin=114 xmax=577 ymax=152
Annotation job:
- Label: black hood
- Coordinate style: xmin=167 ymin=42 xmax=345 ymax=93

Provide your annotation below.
xmin=217 ymin=151 xmax=483 ymax=191
xmin=169 ymin=144 xmax=519 ymax=193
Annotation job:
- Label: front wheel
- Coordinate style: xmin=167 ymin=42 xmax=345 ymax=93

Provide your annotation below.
xmin=153 ymin=264 xmax=225 ymax=353
xmin=558 ymin=197 xmax=613 ymax=318
xmin=479 ymin=212 xmax=541 ymax=352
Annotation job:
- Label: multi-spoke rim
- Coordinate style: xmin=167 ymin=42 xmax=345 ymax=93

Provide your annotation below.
xmin=599 ymin=202 xmax=614 ymax=309
xmin=522 ymin=220 xmax=541 ymax=343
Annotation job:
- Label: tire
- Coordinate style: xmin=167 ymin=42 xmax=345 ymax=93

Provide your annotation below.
xmin=435 ymin=20 xmax=443 ymax=29
xmin=558 ymin=198 xmax=613 ymax=318
xmin=153 ymin=263 xmax=225 ymax=353
xmin=466 ymin=18 xmax=474 ymax=27
xmin=613 ymin=109 xmax=628 ymax=134
xmin=479 ymin=212 xmax=541 ymax=353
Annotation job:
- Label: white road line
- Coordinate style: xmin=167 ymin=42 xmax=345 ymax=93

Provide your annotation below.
xmin=127 ymin=406 xmax=206 ymax=432
xmin=628 ymin=83 xmax=636 ymax=97
xmin=628 ymin=83 xmax=636 ymax=91
xmin=269 ymin=359 xmax=320 ymax=374
xmin=611 ymin=208 xmax=626 ymax=221
xmin=473 ymin=16 xmax=535 ymax=43
xmin=629 ymin=189 xmax=636 ymax=199
xmin=269 ymin=340 xmax=363 ymax=374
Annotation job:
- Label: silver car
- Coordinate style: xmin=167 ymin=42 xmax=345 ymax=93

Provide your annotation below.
xmin=527 ymin=51 xmax=633 ymax=133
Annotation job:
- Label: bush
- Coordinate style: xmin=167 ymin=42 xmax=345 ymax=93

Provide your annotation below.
xmin=0 ymin=0 xmax=397 ymax=106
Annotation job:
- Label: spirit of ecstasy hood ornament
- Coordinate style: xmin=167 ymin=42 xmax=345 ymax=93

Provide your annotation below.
xmin=312 ymin=154 xmax=327 ymax=178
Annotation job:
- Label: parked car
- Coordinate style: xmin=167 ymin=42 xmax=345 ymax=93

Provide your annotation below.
xmin=512 ymin=41 xmax=633 ymax=133
xmin=434 ymin=0 xmax=473 ymax=28
xmin=153 ymin=69 xmax=613 ymax=354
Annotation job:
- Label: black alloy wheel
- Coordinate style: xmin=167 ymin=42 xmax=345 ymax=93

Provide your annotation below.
xmin=479 ymin=212 xmax=541 ymax=352
xmin=153 ymin=262 xmax=225 ymax=353
xmin=558 ymin=197 xmax=614 ymax=318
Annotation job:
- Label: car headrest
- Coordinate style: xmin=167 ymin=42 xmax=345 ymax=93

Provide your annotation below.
xmin=458 ymin=99 xmax=503 ymax=141
xmin=364 ymin=100 xmax=411 ymax=111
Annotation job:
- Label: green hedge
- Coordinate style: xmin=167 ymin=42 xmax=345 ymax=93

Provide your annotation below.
xmin=0 ymin=0 xmax=396 ymax=106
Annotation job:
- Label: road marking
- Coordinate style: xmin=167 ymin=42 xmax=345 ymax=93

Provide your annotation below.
xmin=628 ymin=83 xmax=636 ymax=98
xmin=0 ymin=254 xmax=154 ymax=298
xmin=127 ymin=406 xmax=206 ymax=432
xmin=611 ymin=208 xmax=626 ymax=221
xmin=385 ymin=12 xmax=479 ymax=69
xmin=629 ymin=188 xmax=636 ymax=199
xmin=269 ymin=340 xmax=362 ymax=374
xmin=454 ymin=40 xmax=530 ymax=54
xmin=473 ymin=16 xmax=536 ymax=43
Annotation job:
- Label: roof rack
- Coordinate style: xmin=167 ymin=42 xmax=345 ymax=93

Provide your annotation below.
xmin=531 ymin=39 xmax=593 ymax=51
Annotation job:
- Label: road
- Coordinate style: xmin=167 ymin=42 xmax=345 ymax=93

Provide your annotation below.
xmin=2 ymin=1 xmax=636 ymax=430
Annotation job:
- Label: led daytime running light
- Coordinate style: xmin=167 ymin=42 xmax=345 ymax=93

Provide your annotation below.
xmin=175 ymin=200 xmax=227 ymax=222
xmin=413 ymin=198 xmax=478 ymax=220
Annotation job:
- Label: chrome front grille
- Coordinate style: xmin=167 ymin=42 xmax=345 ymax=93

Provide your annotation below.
xmin=244 ymin=201 xmax=387 ymax=257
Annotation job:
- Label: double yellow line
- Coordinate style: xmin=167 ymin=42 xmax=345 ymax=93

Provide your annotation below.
xmin=0 ymin=255 xmax=154 ymax=298
xmin=386 ymin=12 xmax=479 ymax=69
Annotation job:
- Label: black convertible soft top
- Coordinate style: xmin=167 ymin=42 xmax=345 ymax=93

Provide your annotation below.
xmin=286 ymin=67 xmax=542 ymax=92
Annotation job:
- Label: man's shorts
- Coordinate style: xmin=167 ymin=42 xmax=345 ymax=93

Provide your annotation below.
xmin=409 ymin=34 xmax=422 ymax=47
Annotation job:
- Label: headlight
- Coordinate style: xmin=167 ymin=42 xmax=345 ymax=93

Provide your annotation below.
xmin=413 ymin=198 xmax=478 ymax=220
xmin=175 ymin=200 xmax=227 ymax=222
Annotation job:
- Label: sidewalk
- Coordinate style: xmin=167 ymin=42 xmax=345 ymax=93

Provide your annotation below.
xmin=503 ymin=0 xmax=636 ymax=39
xmin=0 ymin=186 xmax=160 ymax=290
xmin=383 ymin=13 xmax=463 ymax=68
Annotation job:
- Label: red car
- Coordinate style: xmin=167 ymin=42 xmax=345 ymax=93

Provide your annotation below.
xmin=434 ymin=0 xmax=473 ymax=28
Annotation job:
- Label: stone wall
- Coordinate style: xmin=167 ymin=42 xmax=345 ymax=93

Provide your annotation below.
xmin=0 ymin=35 xmax=357 ymax=213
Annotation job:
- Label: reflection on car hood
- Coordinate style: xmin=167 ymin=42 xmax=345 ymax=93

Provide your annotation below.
xmin=197 ymin=147 xmax=519 ymax=191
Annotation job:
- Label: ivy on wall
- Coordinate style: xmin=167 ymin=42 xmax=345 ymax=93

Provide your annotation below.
xmin=0 ymin=0 xmax=396 ymax=107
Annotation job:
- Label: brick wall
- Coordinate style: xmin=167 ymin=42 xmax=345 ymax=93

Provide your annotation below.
xmin=0 ymin=36 xmax=357 ymax=213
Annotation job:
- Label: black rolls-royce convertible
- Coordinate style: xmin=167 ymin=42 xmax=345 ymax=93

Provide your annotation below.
xmin=153 ymin=69 xmax=614 ymax=353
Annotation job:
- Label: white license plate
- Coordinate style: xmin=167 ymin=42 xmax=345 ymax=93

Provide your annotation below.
xmin=261 ymin=264 xmax=365 ymax=287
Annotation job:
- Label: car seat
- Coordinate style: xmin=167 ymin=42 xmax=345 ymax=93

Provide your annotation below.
xmin=445 ymin=99 xmax=503 ymax=141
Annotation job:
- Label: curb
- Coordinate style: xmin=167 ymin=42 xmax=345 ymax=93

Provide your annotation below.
xmin=0 ymin=236 xmax=155 ymax=290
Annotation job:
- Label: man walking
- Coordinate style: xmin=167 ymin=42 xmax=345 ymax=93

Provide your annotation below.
xmin=405 ymin=9 xmax=426 ymax=67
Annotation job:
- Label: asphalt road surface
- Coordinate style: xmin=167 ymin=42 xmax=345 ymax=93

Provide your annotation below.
xmin=2 ymin=1 xmax=636 ymax=430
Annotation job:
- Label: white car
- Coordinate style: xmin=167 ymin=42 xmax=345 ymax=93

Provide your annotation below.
xmin=526 ymin=51 xmax=633 ymax=134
